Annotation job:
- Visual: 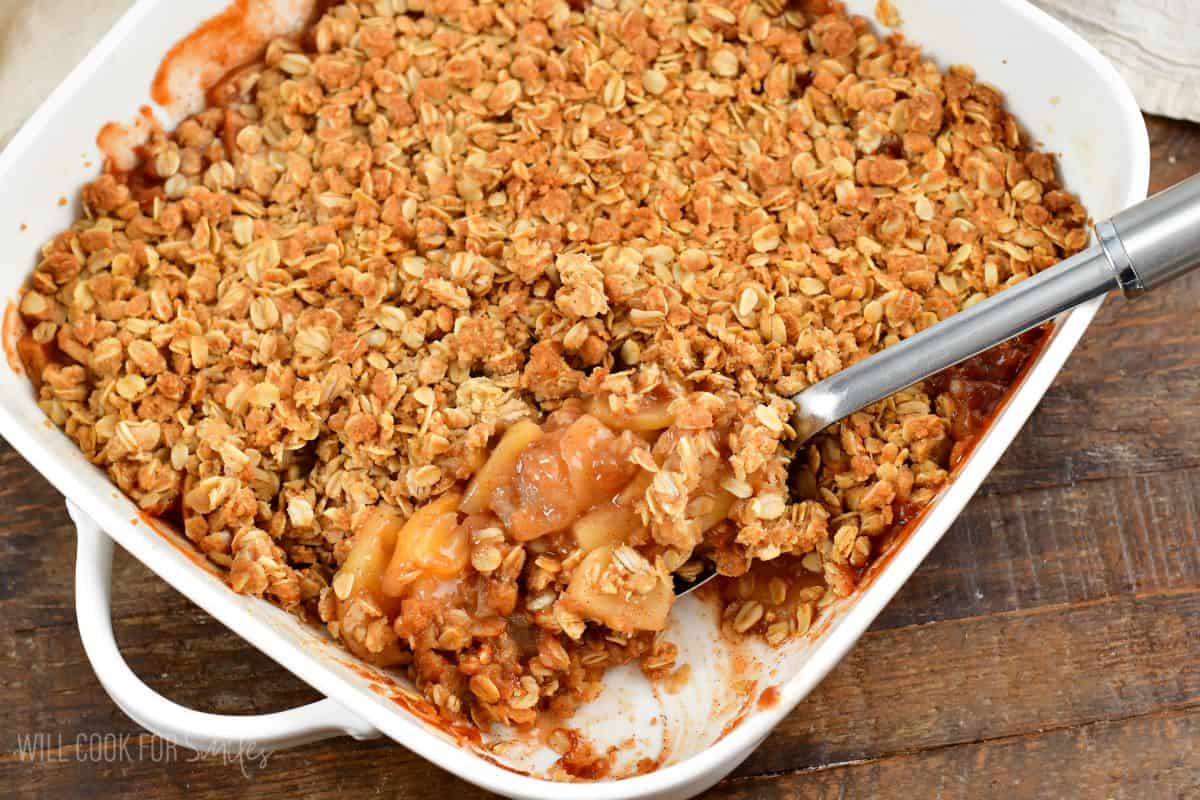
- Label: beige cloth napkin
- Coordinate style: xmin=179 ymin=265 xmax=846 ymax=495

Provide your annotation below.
xmin=1031 ymin=0 xmax=1200 ymax=123
xmin=0 ymin=0 xmax=1195 ymax=149
xmin=0 ymin=0 xmax=133 ymax=147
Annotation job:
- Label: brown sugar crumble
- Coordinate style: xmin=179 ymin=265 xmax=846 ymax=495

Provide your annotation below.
xmin=15 ymin=0 xmax=1088 ymax=755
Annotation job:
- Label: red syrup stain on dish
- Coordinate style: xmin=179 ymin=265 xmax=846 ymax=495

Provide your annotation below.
xmin=632 ymin=723 xmax=671 ymax=775
xmin=96 ymin=106 xmax=173 ymax=215
xmin=2 ymin=302 xmax=24 ymax=378
xmin=756 ymin=685 xmax=781 ymax=710
xmin=137 ymin=510 xmax=226 ymax=579
xmin=638 ymin=678 xmax=677 ymax=773
xmin=856 ymin=324 xmax=1052 ymax=592
xmin=95 ymin=105 xmax=163 ymax=174
xmin=150 ymin=0 xmax=316 ymax=114
xmin=96 ymin=106 xmax=159 ymax=165
xmin=339 ymin=659 xmax=483 ymax=748
xmin=0 ymin=298 xmax=59 ymax=390
xmin=717 ymin=695 xmax=757 ymax=740
xmin=708 ymin=647 xmax=763 ymax=740
xmin=96 ymin=1 xmax=321 ymax=207
xmin=549 ymin=729 xmax=620 ymax=781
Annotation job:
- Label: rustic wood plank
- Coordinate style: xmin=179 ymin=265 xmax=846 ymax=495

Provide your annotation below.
xmin=0 ymin=733 xmax=485 ymax=800
xmin=1 ymin=547 xmax=321 ymax=741
xmin=6 ymin=709 xmax=1197 ymax=800
xmin=711 ymin=708 xmax=1199 ymax=800
xmin=874 ymin=465 xmax=1200 ymax=629
xmin=0 ymin=439 xmax=185 ymax=632
xmin=736 ymin=590 xmax=1199 ymax=777
xmin=1146 ymin=115 xmax=1200 ymax=191
xmin=2 ymin=590 xmax=1195 ymax=798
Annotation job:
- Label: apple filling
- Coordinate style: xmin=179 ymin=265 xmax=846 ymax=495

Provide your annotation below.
xmin=328 ymin=393 xmax=741 ymax=666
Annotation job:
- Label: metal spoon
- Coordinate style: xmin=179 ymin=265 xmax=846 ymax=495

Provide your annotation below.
xmin=675 ymin=172 xmax=1200 ymax=596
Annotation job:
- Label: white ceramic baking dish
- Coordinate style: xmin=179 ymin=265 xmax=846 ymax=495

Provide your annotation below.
xmin=0 ymin=1 xmax=1149 ymax=797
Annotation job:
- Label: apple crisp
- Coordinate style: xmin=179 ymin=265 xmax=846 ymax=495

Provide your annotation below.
xmin=15 ymin=0 xmax=1088 ymax=746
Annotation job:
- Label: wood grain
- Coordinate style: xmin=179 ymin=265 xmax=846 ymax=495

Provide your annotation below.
xmin=736 ymin=592 xmax=1199 ymax=777
xmin=874 ymin=466 xmax=1200 ymax=629
xmin=1 ymin=115 xmax=1198 ymax=800
xmin=713 ymin=710 xmax=1199 ymax=800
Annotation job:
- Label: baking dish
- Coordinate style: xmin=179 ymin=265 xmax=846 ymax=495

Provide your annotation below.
xmin=0 ymin=0 xmax=1149 ymax=797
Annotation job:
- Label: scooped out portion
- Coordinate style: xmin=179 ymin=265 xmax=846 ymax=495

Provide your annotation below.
xmin=327 ymin=398 xmax=715 ymax=682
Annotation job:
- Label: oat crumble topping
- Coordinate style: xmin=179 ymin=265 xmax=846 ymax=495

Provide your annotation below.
xmin=15 ymin=0 xmax=1088 ymax=759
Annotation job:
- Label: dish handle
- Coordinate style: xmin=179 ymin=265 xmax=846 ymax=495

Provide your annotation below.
xmin=69 ymin=500 xmax=380 ymax=752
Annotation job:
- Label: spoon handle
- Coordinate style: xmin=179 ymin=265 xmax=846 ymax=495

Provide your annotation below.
xmin=792 ymin=173 xmax=1200 ymax=441
xmin=1108 ymin=170 xmax=1200 ymax=294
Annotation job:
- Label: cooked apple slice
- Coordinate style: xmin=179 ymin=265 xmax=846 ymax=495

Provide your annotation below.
xmin=339 ymin=506 xmax=405 ymax=616
xmin=565 ymin=544 xmax=673 ymax=633
xmin=690 ymin=486 xmax=736 ymax=532
xmin=559 ymin=414 xmax=640 ymax=510
xmin=382 ymin=490 xmax=466 ymax=596
xmin=572 ymin=504 xmax=646 ymax=552
xmin=503 ymin=415 xmax=639 ymax=541
xmin=333 ymin=506 xmax=407 ymax=665
xmin=587 ymin=394 xmax=674 ymax=432
xmin=616 ymin=469 xmax=653 ymax=505
xmin=460 ymin=419 xmax=543 ymax=514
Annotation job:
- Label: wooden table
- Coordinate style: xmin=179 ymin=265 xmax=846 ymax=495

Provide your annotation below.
xmin=2 ymin=115 xmax=1198 ymax=799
